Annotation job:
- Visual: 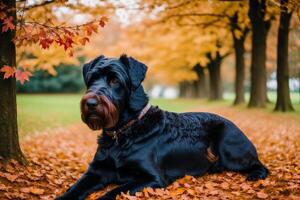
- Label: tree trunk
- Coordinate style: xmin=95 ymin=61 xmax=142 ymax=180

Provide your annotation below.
xmin=186 ymin=81 xmax=196 ymax=98
xmin=207 ymin=53 xmax=222 ymax=100
xmin=0 ymin=0 xmax=26 ymax=163
xmin=179 ymin=81 xmax=189 ymax=97
xmin=233 ymin=37 xmax=246 ymax=105
xmin=230 ymin=12 xmax=248 ymax=105
xmin=248 ymin=0 xmax=271 ymax=108
xmin=274 ymin=0 xmax=294 ymax=112
xmin=193 ymin=64 xmax=208 ymax=98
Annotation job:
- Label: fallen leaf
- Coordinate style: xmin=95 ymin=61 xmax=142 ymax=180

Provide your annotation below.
xmin=220 ymin=182 xmax=230 ymax=190
xmin=257 ymin=191 xmax=269 ymax=199
xmin=30 ymin=188 xmax=45 ymax=195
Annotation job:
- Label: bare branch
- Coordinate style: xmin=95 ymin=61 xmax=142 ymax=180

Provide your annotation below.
xmin=22 ymin=0 xmax=55 ymax=11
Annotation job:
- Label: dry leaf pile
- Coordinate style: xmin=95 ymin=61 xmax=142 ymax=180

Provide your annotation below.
xmin=0 ymin=106 xmax=299 ymax=199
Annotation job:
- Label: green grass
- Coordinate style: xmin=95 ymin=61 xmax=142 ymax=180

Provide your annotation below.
xmin=17 ymin=94 xmax=82 ymax=138
xmin=224 ymin=91 xmax=300 ymax=115
xmin=17 ymin=92 xmax=300 ymax=138
xmin=17 ymin=94 xmax=204 ymax=138
xmin=224 ymin=91 xmax=300 ymax=105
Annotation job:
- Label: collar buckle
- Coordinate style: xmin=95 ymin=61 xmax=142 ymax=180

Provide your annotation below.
xmin=112 ymin=131 xmax=117 ymax=140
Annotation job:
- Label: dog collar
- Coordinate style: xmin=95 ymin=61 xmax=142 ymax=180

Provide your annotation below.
xmin=105 ymin=103 xmax=152 ymax=140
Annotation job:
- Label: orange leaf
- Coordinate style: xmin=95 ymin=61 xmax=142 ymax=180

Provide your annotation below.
xmin=68 ymin=50 xmax=74 ymax=57
xmin=30 ymin=188 xmax=44 ymax=195
xmin=0 ymin=65 xmax=15 ymax=79
xmin=0 ymin=172 xmax=18 ymax=182
xmin=170 ymin=187 xmax=186 ymax=196
xmin=204 ymin=182 xmax=215 ymax=190
xmin=257 ymin=191 xmax=268 ymax=199
xmin=99 ymin=16 xmax=108 ymax=27
xmin=220 ymin=182 xmax=230 ymax=190
xmin=85 ymin=23 xmax=98 ymax=36
xmin=20 ymin=187 xmax=31 ymax=193
xmin=15 ymin=69 xmax=32 ymax=84
xmin=78 ymin=37 xmax=89 ymax=45
xmin=1 ymin=16 xmax=15 ymax=32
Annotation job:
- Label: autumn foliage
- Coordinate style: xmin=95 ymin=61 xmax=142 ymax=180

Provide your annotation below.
xmin=0 ymin=1 xmax=108 ymax=84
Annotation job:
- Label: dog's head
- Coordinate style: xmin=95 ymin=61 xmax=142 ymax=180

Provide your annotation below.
xmin=80 ymin=54 xmax=149 ymax=130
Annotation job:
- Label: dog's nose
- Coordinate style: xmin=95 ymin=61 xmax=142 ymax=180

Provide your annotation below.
xmin=86 ymin=98 xmax=98 ymax=108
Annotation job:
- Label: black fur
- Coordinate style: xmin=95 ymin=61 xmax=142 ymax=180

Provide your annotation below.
xmin=56 ymin=55 xmax=268 ymax=200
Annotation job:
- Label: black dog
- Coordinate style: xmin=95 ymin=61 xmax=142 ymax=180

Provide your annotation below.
xmin=57 ymin=55 xmax=268 ymax=200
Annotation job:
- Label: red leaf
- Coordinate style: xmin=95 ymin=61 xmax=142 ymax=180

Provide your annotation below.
xmin=63 ymin=36 xmax=74 ymax=50
xmin=0 ymin=65 xmax=15 ymax=79
xmin=1 ymin=16 xmax=15 ymax=32
xmin=57 ymin=36 xmax=74 ymax=51
xmin=15 ymin=69 xmax=32 ymax=84
xmin=39 ymin=38 xmax=53 ymax=49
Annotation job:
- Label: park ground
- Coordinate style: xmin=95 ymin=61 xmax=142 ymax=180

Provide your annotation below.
xmin=0 ymin=94 xmax=300 ymax=199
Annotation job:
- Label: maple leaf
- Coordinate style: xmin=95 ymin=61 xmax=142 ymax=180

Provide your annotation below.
xmin=15 ymin=69 xmax=32 ymax=85
xmin=99 ymin=16 xmax=109 ymax=27
xmin=39 ymin=38 xmax=53 ymax=49
xmin=0 ymin=65 xmax=15 ymax=79
xmin=64 ymin=37 xmax=74 ymax=50
xmin=84 ymin=23 xmax=98 ymax=36
xmin=56 ymin=36 xmax=74 ymax=51
xmin=1 ymin=16 xmax=15 ymax=32
xmin=78 ymin=37 xmax=89 ymax=45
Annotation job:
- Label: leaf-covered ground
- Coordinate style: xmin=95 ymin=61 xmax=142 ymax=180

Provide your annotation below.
xmin=0 ymin=106 xmax=300 ymax=200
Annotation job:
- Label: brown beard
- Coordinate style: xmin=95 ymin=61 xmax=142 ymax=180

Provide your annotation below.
xmin=80 ymin=92 xmax=119 ymax=130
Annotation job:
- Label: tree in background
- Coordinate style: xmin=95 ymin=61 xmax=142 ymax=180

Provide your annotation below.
xmin=274 ymin=0 xmax=295 ymax=111
xmin=82 ymin=0 xmax=299 ymax=107
xmin=248 ymin=0 xmax=274 ymax=108
xmin=227 ymin=5 xmax=250 ymax=105
xmin=0 ymin=0 xmax=108 ymax=163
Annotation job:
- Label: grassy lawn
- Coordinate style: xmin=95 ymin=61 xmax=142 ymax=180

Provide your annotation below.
xmin=17 ymin=92 xmax=300 ymax=138
xmin=17 ymin=94 xmax=205 ymax=138
xmin=17 ymin=94 xmax=82 ymax=138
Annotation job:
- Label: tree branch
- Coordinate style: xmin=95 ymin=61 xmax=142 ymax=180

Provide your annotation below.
xmin=22 ymin=0 xmax=55 ymax=11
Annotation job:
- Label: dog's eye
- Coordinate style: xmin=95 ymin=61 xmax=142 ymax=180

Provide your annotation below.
xmin=109 ymin=78 xmax=119 ymax=86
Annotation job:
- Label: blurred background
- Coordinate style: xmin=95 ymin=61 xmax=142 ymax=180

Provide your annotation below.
xmin=15 ymin=0 xmax=300 ymax=138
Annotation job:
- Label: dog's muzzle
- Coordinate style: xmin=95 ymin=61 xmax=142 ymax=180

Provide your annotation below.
xmin=80 ymin=92 xmax=119 ymax=130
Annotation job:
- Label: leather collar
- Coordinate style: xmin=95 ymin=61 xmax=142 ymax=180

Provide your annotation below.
xmin=104 ymin=103 xmax=151 ymax=140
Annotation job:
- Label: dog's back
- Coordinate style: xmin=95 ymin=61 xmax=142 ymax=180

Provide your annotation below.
xmin=159 ymin=110 xmax=268 ymax=182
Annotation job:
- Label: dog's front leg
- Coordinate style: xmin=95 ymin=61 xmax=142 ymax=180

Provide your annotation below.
xmin=98 ymin=180 xmax=164 ymax=200
xmin=56 ymin=166 xmax=116 ymax=200
xmin=56 ymin=171 xmax=104 ymax=200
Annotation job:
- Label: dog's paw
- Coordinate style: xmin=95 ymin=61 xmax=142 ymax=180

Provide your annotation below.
xmin=246 ymin=170 xmax=268 ymax=181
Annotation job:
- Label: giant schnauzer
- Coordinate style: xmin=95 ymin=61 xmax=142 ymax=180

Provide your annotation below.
xmin=57 ymin=55 xmax=268 ymax=200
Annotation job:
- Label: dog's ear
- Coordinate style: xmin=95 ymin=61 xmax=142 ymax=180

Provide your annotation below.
xmin=119 ymin=54 xmax=147 ymax=89
xmin=83 ymin=55 xmax=105 ymax=85
xmin=120 ymin=54 xmax=148 ymax=112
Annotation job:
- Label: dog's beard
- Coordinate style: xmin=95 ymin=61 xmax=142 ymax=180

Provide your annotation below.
xmin=81 ymin=93 xmax=119 ymax=130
